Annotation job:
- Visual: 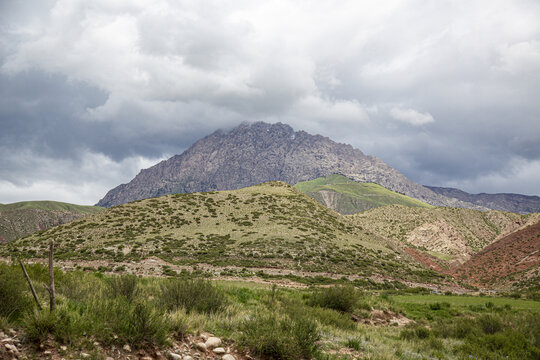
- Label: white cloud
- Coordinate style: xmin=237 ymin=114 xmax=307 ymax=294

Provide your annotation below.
xmin=1 ymin=0 xmax=540 ymax=201
xmin=0 ymin=150 xmax=165 ymax=204
xmin=442 ymin=158 xmax=540 ymax=196
xmin=389 ymin=108 xmax=435 ymax=126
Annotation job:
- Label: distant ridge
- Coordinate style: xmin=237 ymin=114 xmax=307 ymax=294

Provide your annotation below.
xmin=97 ymin=122 xmax=483 ymax=210
xmin=0 ymin=201 xmax=103 ymax=243
xmin=0 ymin=200 xmax=103 ymax=214
xmin=426 ymin=186 xmax=540 ymax=214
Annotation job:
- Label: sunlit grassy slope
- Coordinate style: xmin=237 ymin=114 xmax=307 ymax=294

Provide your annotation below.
xmin=3 ymin=182 xmax=440 ymax=281
xmin=295 ymin=174 xmax=433 ymax=214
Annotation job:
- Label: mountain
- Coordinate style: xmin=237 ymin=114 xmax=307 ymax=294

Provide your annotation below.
xmin=295 ymin=174 xmax=433 ymax=214
xmin=4 ymin=182 xmax=442 ymax=282
xmin=97 ymin=122 xmax=483 ymax=210
xmin=452 ymin=220 xmax=540 ymax=288
xmin=426 ymin=186 xmax=540 ymax=214
xmin=349 ymin=205 xmax=540 ymax=267
xmin=0 ymin=201 xmax=103 ymax=243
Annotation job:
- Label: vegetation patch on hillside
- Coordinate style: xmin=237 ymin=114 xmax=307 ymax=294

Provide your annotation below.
xmin=295 ymin=174 xmax=433 ymax=214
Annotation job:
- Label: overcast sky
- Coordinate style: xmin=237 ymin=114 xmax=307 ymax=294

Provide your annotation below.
xmin=1 ymin=0 xmax=539 ymax=205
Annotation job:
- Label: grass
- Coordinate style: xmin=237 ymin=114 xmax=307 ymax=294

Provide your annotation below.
xmin=0 ymin=262 xmax=539 ymax=359
xmin=392 ymin=294 xmax=540 ymax=311
xmin=294 ymin=174 xmax=433 ymax=214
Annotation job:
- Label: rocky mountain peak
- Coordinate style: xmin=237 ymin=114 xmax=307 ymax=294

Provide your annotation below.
xmin=96 ymin=122 xmax=480 ymax=209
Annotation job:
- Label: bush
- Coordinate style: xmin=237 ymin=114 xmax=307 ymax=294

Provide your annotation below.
xmin=0 ymin=263 xmax=34 ymax=319
xmin=453 ymin=318 xmax=476 ymax=339
xmin=107 ymin=274 xmax=139 ymax=302
xmin=478 ymin=314 xmax=503 ymax=335
xmin=91 ymin=297 xmax=170 ymax=347
xmin=310 ymin=286 xmax=358 ymax=313
xmin=121 ymin=301 xmax=170 ymax=346
xmin=23 ymin=309 xmax=56 ymax=344
xmin=240 ymin=312 xmax=320 ymax=359
xmin=160 ymin=279 xmax=226 ymax=314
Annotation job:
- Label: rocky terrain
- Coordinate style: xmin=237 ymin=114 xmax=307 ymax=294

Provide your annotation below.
xmin=426 ymin=186 xmax=540 ymax=214
xmin=350 ymin=205 xmax=540 ymax=269
xmin=452 ymin=220 xmax=540 ymax=287
xmin=97 ymin=122 xmax=483 ymax=210
xmin=0 ymin=201 xmax=103 ymax=243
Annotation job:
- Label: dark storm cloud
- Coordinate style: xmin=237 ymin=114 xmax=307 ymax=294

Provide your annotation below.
xmin=1 ymin=0 xmax=540 ymax=204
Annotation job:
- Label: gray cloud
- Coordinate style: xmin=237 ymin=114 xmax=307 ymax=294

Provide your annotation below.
xmin=1 ymin=0 xmax=539 ymax=204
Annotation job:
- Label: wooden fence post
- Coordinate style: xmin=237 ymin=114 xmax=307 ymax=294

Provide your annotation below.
xmin=43 ymin=239 xmax=56 ymax=312
xmin=18 ymin=259 xmax=42 ymax=310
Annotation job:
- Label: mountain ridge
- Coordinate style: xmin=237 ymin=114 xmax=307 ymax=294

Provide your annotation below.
xmin=96 ymin=122 xmax=484 ymax=210
xmin=426 ymin=185 xmax=540 ymax=214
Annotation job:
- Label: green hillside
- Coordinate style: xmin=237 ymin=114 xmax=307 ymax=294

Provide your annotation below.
xmin=294 ymin=174 xmax=433 ymax=214
xmin=0 ymin=200 xmax=103 ymax=214
xmin=2 ymin=182 xmax=440 ymax=282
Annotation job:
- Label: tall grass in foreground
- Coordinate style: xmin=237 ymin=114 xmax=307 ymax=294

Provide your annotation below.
xmin=0 ymin=262 xmax=539 ymax=359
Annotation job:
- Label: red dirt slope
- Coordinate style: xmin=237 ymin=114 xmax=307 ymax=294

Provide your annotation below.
xmin=452 ymin=220 xmax=540 ymax=285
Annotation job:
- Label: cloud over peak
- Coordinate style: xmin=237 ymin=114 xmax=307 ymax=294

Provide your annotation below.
xmin=1 ymin=0 xmax=539 ymax=203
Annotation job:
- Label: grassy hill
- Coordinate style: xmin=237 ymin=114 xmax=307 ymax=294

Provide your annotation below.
xmin=349 ymin=205 xmax=539 ymax=267
xmin=2 ymin=182 xmax=443 ymax=283
xmin=0 ymin=201 xmax=104 ymax=243
xmin=295 ymin=174 xmax=433 ymax=214
xmin=0 ymin=200 xmax=103 ymax=214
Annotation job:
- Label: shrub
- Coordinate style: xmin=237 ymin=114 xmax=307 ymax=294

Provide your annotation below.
xmin=0 ymin=263 xmax=34 ymax=319
xmin=310 ymin=285 xmax=358 ymax=313
xmin=107 ymin=274 xmax=139 ymax=302
xmin=160 ymin=278 xmax=226 ymax=314
xmin=91 ymin=297 xmax=170 ymax=347
xmin=121 ymin=301 xmax=170 ymax=346
xmin=454 ymin=318 xmax=476 ymax=339
xmin=240 ymin=312 xmax=320 ymax=360
xmin=23 ymin=309 xmax=56 ymax=344
xmin=478 ymin=314 xmax=503 ymax=335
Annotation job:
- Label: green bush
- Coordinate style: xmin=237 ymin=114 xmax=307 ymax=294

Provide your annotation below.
xmin=107 ymin=274 xmax=139 ymax=302
xmin=478 ymin=314 xmax=503 ymax=335
xmin=23 ymin=309 xmax=56 ymax=344
xmin=160 ymin=278 xmax=226 ymax=314
xmin=0 ymin=263 xmax=34 ymax=319
xmin=460 ymin=330 xmax=540 ymax=359
xmin=120 ymin=301 xmax=170 ymax=346
xmin=240 ymin=311 xmax=320 ymax=360
xmin=310 ymin=286 xmax=358 ymax=313
xmin=90 ymin=297 xmax=170 ymax=347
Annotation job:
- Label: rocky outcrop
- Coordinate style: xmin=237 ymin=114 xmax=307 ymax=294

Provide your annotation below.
xmin=426 ymin=186 xmax=540 ymax=214
xmin=97 ymin=122 xmax=483 ymax=209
